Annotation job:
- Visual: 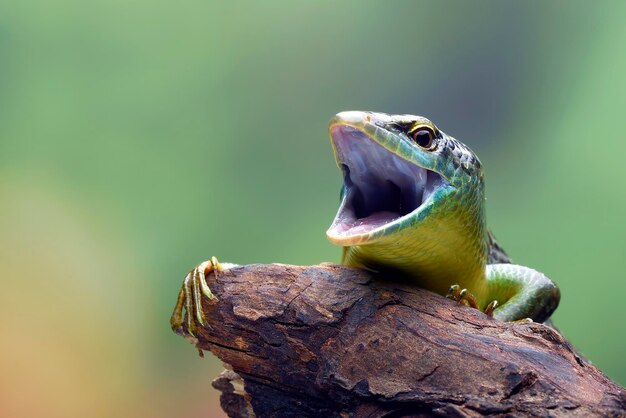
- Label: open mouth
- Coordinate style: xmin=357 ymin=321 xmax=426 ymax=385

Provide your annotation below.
xmin=327 ymin=125 xmax=448 ymax=241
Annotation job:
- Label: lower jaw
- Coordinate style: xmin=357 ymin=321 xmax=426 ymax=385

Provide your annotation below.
xmin=327 ymin=214 xmax=411 ymax=246
xmin=326 ymin=227 xmax=379 ymax=246
xmin=328 ymin=210 xmax=400 ymax=238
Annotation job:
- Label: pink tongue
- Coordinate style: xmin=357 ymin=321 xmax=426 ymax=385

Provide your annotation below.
xmin=329 ymin=211 xmax=399 ymax=237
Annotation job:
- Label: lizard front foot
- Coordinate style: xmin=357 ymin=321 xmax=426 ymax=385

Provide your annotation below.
xmin=446 ymin=288 xmax=537 ymax=323
xmin=447 ymin=285 xmax=502 ymax=318
xmin=170 ymin=256 xmax=225 ymax=341
xmin=446 ymin=284 xmax=479 ymax=309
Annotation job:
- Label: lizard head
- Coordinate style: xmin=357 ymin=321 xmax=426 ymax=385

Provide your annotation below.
xmin=327 ymin=111 xmax=484 ymax=246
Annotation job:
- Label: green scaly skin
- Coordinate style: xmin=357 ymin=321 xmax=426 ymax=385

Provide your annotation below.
xmin=326 ymin=111 xmax=559 ymax=322
xmin=170 ymin=111 xmax=560 ymax=340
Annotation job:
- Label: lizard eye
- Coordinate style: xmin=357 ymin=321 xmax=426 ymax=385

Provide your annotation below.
xmin=410 ymin=126 xmax=436 ymax=150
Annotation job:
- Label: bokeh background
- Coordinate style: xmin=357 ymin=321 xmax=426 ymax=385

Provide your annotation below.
xmin=1 ymin=1 xmax=625 ymax=416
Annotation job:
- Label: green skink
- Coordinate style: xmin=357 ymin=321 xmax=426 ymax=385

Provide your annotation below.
xmin=171 ymin=111 xmax=560 ymax=338
xmin=326 ymin=111 xmax=559 ymax=322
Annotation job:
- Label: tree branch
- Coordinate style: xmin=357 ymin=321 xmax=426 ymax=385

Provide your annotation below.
xmin=180 ymin=263 xmax=625 ymax=417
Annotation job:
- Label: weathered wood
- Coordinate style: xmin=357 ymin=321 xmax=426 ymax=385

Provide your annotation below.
xmin=181 ymin=263 xmax=625 ymax=417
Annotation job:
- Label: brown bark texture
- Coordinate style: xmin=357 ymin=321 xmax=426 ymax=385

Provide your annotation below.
xmin=181 ymin=263 xmax=626 ymax=418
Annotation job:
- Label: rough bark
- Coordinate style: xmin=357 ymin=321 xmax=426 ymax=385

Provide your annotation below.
xmin=181 ymin=263 xmax=626 ymax=417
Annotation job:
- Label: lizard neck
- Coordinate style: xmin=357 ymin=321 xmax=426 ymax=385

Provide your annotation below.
xmin=342 ymin=183 xmax=489 ymax=302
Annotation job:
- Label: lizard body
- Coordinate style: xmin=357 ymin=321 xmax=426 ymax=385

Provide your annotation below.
xmin=171 ymin=111 xmax=560 ymax=338
xmin=326 ymin=111 xmax=559 ymax=322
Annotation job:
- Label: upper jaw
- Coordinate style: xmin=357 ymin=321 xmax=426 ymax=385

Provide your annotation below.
xmin=327 ymin=112 xmax=450 ymax=245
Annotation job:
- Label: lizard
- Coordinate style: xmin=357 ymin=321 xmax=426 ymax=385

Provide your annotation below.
xmin=170 ymin=111 xmax=560 ymax=339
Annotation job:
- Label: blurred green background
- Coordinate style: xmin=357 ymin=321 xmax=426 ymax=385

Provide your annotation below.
xmin=1 ymin=1 xmax=625 ymax=416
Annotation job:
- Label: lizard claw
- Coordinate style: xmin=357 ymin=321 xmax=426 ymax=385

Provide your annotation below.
xmin=446 ymin=284 xmax=462 ymax=301
xmin=170 ymin=257 xmax=222 ymax=341
xmin=446 ymin=284 xmax=479 ymax=309
xmin=484 ymin=300 xmax=498 ymax=317
xmin=511 ymin=317 xmax=534 ymax=324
